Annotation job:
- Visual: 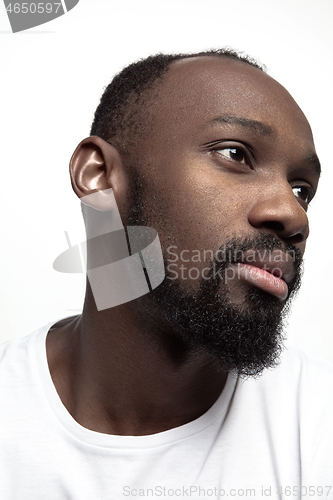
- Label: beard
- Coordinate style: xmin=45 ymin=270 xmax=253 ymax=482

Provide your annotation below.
xmin=148 ymin=234 xmax=302 ymax=377
xmin=124 ymin=168 xmax=303 ymax=378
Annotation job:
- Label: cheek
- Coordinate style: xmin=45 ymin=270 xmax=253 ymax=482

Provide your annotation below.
xmin=147 ymin=167 xmax=250 ymax=257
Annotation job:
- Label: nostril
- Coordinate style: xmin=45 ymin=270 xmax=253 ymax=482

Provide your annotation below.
xmin=262 ymin=221 xmax=304 ymax=244
xmin=262 ymin=221 xmax=284 ymax=232
xmin=286 ymin=233 xmax=304 ymax=245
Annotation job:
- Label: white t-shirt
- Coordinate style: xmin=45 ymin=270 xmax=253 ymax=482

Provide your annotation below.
xmin=0 ymin=319 xmax=333 ymax=500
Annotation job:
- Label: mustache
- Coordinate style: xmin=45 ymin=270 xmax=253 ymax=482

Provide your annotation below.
xmin=215 ymin=233 xmax=302 ymax=265
xmin=201 ymin=233 xmax=303 ymax=296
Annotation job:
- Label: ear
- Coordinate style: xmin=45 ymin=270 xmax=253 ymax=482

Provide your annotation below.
xmin=69 ymin=136 xmax=127 ymax=211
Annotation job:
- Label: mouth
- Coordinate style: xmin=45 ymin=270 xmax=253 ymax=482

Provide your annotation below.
xmin=234 ymin=249 xmax=296 ymax=301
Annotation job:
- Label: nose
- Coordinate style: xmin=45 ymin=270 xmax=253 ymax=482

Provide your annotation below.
xmin=247 ymin=184 xmax=309 ymax=245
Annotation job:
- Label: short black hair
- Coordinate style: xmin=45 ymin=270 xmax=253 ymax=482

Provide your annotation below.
xmin=90 ymin=49 xmax=265 ymax=147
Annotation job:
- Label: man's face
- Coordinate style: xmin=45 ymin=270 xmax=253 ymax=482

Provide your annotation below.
xmin=124 ymin=57 xmax=320 ymax=376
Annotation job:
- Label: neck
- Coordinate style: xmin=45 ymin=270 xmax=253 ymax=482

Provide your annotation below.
xmin=46 ymin=286 xmax=228 ymax=436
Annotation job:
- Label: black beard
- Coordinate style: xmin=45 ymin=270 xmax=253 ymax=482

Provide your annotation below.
xmin=147 ymin=234 xmax=303 ymax=378
xmin=124 ymin=169 xmax=303 ymax=378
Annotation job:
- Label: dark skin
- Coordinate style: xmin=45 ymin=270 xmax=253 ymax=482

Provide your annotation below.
xmin=47 ymin=57 xmax=320 ymax=436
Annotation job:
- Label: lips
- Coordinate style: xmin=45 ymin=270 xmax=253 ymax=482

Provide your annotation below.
xmin=234 ymin=249 xmax=296 ymax=300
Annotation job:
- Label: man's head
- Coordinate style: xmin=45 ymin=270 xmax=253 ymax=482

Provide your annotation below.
xmin=90 ymin=49 xmax=264 ymax=153
xmin=70 ymin=50 xmax=321 ymax=377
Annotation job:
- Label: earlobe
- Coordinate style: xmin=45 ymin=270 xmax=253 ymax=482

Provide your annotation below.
xmin=69 ymin=136 xmax=125 ymax=211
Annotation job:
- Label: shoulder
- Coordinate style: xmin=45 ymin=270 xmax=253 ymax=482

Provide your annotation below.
xmin=0 ymin=315 xmax=76 ymax=367
xmin=0 ymin=317 xmax=72 ymax=386
xmin=281 ymin=347 xmax=333 ymax=413
xmin=269 ymin=346 xmax=333 ymax=386
xmin=0 ymin=325 xmax=46 ymax=385
xmin=248 ymin=347 xmax=333 ymax=394
xmin=233 ymin=347 xmax=333 ymax=412
xmin=236 ymin=347 xmax=333 ymax=431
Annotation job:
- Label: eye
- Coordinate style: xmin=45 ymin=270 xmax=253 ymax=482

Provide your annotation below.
xmin=292 ymin=186 xmax=313 ymax=205
xmin=215 ymin=147 xmax=248 ymax=164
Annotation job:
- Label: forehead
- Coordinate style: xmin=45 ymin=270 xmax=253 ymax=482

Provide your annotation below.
xmin=145 ymin=56 xmax=313 ymax=146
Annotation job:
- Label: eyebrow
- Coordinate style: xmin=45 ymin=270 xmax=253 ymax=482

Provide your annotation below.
xmin=212 ymin=114 xmax=274 ymax=137
xmin=303 ymin=152 xmax=321 ymax=178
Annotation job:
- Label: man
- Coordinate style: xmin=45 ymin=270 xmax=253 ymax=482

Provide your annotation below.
xmin=1 ymin=49 xmax=332 ymax=499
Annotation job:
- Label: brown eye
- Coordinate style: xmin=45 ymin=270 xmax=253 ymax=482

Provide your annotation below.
xmin=216 ymin=147 xmax=247 ymax=164
xmin=292 ymin=186 xmax=312 ymax=204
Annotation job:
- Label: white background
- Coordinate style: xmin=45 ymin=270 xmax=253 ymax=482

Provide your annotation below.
xmin=0 ymin=0 xmax=332 ymax=362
